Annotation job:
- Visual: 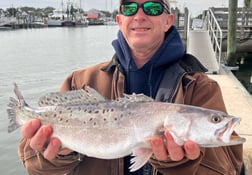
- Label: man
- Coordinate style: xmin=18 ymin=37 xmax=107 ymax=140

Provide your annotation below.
xmin=18 ymin=0 xmax=243 ymax=174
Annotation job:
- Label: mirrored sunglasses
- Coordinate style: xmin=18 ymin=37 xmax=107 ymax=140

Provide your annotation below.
xmin=120 ymin=1 xmax=169 ymax=16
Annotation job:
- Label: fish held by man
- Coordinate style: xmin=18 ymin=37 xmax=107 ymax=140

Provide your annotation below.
xmin=7 ymin=83 xmax=245 ymax=172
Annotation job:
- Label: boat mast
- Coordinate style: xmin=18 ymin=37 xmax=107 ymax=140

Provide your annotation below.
xmin=61 ymin=0 xmax=64 ymax=12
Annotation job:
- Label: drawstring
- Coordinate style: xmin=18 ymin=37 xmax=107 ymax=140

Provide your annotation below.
xmin=148 ymin=64 xmax=154 ymax=98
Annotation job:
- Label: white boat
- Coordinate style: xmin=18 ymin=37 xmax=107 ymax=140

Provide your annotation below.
xmin=70 ymin=10 xmax=88 ymax=27
xmin=47 ymin=9 xmax=67 ymax=27
xmin=47 ymin=1 xmax=88 ymax=27
xmin=0 ymin=17 xmax=17 ymax=26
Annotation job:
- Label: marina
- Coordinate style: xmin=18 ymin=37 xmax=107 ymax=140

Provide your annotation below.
xmin=0 ymin=0 xmax=252 ymax=174
xmin=0 ymin=1 xmax=115 ymax=29
xmin=0 ymin=25 xmax=119 ymax=175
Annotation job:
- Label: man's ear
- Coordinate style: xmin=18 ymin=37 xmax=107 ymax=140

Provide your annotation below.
xmin=164 ymin=14 xmax=174 ymax=32
xmin=116 ymin=14 xmax=122 ymax=27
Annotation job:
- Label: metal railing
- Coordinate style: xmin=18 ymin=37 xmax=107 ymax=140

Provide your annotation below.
xmin=206 ymin=8 xmax=223 ymax=73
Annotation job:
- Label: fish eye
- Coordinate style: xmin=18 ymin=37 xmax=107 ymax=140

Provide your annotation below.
xmin=211 ymin=114 xmax=222 ymax=123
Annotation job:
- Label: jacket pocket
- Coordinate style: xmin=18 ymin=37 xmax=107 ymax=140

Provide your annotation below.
xmin=197 ymin=147 xmax=239 ymax=175
xmin=199 ymin=159 xmax=226 ymax=175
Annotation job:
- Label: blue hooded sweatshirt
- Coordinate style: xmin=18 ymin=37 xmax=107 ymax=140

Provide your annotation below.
xmin=112 ymin=26 xmax=185 ymax=98
xmin=112 ymin=26 xmax=185 ymax=174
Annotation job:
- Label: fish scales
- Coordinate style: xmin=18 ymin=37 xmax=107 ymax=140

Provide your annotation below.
xmin=7 ymin=83 xmax=246 ymax=172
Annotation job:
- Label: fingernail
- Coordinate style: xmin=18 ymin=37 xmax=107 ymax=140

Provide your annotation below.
xmin=164 ymin=130 xmax=173 ymax=140
xmin=185 ymin=142 xmax=195 ymax=150
xmin=41 ymin=125 xmax=52 ymax=137
xmin=151 ymin=139 xmax=161 ymax=146
xmin=31 ymin=119 xmax=40 ymax=130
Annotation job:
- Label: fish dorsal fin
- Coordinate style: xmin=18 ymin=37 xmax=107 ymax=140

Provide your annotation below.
xmin=118 ymin=93 xmax=154 ymax=103
xmin=38 ymin=86 xmax=106 ymax=106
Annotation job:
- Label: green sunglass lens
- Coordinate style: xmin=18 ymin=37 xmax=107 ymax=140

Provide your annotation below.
xmin=120 ymin=1 xmax=164 ymax=16
xmin=143 ymin=2 xmax=163 ymax=16
xmin=121 ymin=3 xmax=138 ymax=16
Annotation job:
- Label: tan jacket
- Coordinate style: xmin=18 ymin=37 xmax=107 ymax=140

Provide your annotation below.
xmin=18 ymin=58 xmax=243 ymax=175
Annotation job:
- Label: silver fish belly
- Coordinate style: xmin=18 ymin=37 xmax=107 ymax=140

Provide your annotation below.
xmin=7 ymin=83 xmax=245 ymax=171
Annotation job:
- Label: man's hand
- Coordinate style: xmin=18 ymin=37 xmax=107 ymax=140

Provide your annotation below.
xmin=150 ymin=130 xmax=200 ymax=161
xmin=21 ymin=119 xmax=72 ymax=160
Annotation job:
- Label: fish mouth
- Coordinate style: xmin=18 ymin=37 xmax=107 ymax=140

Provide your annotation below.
xmin=215 ymin=117 xmax=244 ymax=144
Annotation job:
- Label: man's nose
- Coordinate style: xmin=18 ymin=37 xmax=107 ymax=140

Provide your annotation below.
xmin=133 ymin=7 xmax=147 ymax=19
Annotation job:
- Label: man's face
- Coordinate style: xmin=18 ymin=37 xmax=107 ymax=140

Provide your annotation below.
xmin=116 ymin=0 xmax=174 ymax=51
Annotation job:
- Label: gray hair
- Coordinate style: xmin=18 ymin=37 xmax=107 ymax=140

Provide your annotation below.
xmin=161 ymin=0 xmax=171 ymax=12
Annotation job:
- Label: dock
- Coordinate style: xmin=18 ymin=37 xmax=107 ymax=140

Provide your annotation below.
xmin=185 ymin=6 xmax=252 ymax=174
xmin=187 ymin=30 xmax=219 ymax=74
xmin=209 ymin=67 xmax=252 ymax=174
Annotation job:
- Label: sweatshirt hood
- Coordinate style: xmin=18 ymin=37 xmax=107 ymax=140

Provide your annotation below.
xmin=111 ymin=25 xmax=185 ymax=97
xmin=112 ymin=25 xmax=185 ymax=71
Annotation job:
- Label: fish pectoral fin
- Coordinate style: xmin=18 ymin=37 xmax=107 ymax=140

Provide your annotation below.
xmin=129 ymin=147 xmax=153 ymax=172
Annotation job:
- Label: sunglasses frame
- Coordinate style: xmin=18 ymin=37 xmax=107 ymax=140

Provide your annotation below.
xmin=120 ymin=1 xmax=170 ymax=16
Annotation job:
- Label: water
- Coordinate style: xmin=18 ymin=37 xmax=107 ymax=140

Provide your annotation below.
xmin=0 ymin=25 xmax=119 ymax=175
xmin=233 ymin=54 xmax=252 ymax=94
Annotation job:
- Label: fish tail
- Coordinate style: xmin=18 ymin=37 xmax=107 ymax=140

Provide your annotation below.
xmin=7 ymin=83 xmax=27 ymax=133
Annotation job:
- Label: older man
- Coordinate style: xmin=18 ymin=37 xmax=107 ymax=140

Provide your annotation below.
xmin=18 ymin=0 xmax=243 ymax=174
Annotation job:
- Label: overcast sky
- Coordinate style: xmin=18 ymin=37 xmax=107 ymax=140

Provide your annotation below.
xmin=0 ymin=0 xmax=245 ymax=17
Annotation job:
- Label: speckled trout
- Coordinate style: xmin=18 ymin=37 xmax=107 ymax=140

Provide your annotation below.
xmin=7 ymin=83 xmax=245 ymax=171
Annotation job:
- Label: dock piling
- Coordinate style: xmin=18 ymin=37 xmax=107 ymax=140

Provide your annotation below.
xmin=227 ymin=0 xmax=238 ymax=66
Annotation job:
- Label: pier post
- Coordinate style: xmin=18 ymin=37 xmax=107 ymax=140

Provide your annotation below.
xmin=226 ymin=0 xmax=238 ymax=66
xmin=184 ymin=7 xmax=188 ymax=40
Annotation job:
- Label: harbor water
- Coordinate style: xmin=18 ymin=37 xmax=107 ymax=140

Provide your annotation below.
xmin=0 ymin=25 xmax=119 ymax=175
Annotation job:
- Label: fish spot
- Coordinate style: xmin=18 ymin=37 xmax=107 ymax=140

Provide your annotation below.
xmin=104 ymin=118 xmax=107 ymax=121
xmin=65 ymin=120 xmax=69 ymax=123
xmin=89 ymin=118 xmax=93 ymax=121
xmin=94 ymin=111 xmax=99 ymax=114
xmin=60 ymin=118 xmax=63 ymax=121
xmin=54 ymin=114 xmax=57 ymax=118
xmin=93 ymin=122 xmax=96 ymax=126
xmin=102 ymin=109 xmax=106 ymax=114
xmin=114 ymin=118 xmax=117 ymax=121
xmin=59 ymin=111 xmax=62 ymax=114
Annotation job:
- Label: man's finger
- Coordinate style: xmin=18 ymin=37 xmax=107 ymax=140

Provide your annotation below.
xmin=21 ymin=119 xmax=41 ymax=138
xmin=30 ymin=125 xmax=52 ymax=151
xmin=150 ymin=136 xmax=168 ymax=160
xmin=165 ymin=130 xmax=184 ymax=161
xmin=43 ymin=137 xmax=62 ymax=160
xmin=184 ymin=140 xmax=200 ymax=160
